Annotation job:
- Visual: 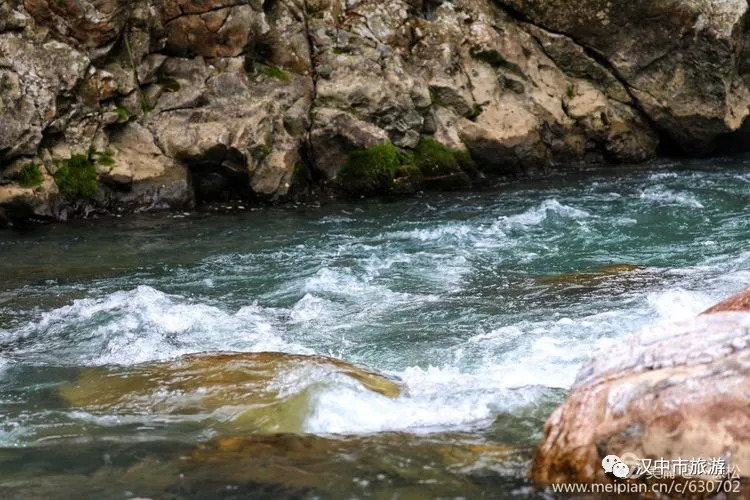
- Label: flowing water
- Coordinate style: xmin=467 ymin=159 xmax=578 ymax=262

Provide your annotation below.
xmin=0 ymin=158 xmax=748 ymax=498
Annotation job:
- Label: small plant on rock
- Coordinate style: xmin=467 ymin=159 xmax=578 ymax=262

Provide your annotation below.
xmin=115 ymin=106 xmax=130 ymax=123
xmin=256 ymin=64 xmax=290 ymax=82
xmin=16 ymin=162 xmax=44 ymax=188
xmin=54 ymin=152 xmax=99 ymax=200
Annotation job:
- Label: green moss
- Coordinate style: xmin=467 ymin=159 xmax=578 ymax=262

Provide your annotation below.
xmin=16 ymin=162 xmax=44 ymax=188
xmin=451 ymin=149 xmax=479 ymax=179
xmin=115 ymin=106 xmax=129 ymax=123
xmin=336 ymin=143 xmax=400 ymax=196
xmin=468 ymin=103 xmax=483 ymax=121
xmin=256 ymin=64 xmax=290 ymax=82
xmin=391 ymin=164 xmax=425 ymax=195
xmin=93 ymin=150 xmax=116 ymax=168
xmin=158 ymin=77 xmax=181 ymax=93
xmin=413 ymin=138 xmax=461 ymax=177
xmin=141 ymin=96 xmax=155 ymax=113
xmin=251 ymin=144 xmax=271 ymax=162
xmin=54 ymin=153 xmax=99 ymax=200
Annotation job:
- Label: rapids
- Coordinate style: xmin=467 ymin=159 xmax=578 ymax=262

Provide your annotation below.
xmin=0 ymin=158 xmax=748 ymax=497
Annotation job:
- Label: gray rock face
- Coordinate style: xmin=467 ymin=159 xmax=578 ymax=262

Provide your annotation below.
xmin=496 ymin=0 xmax=750 ymax=153
xmin=0 ymin=0 xmax=747 ymax=223
xmin=532 ymin=288 xmax=750 ymax=488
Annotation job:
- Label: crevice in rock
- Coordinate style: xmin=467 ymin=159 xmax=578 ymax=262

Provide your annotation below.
xmin=301 ymin=0 xmax=320 ymax=177
xmin=181 ymin=145 xmax=253 ymax=205
xmin=164 ymin=3 xmax=245 ymax=25
xmin=495 ymin=2 xmax=682 ymax=156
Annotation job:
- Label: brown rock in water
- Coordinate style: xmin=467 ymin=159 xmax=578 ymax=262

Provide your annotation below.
xmin=531 ymin=288 xmax=750 ymax=487
xmin=179 ymin=432 xmax=519 ymax=496
xmin=59 ymin=352 xmax=403 ymax=434
xmin=537 ymin=264 xmax=645 ymax=286
xmin=703 ymin=287 xmax=750 ymax=314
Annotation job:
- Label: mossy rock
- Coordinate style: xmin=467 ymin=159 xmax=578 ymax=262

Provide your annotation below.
xmin=54 ymin=153 xmax=99 ymax=200
xmin=256 ymin=64 xmax=290 ymax=82
xmin=336 ymin=143 xmax=400 ymax=196
xmin=413 ymin=138 xmax=461 ymax=177
xmin=392 ymin=164 xmax=425 ymax=195
xmin=452 ymin=149 xmax=481 ymax=180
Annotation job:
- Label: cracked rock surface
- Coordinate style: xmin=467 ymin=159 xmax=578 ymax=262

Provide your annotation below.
xmin=1 ymin=0 xmax=748 ymax=224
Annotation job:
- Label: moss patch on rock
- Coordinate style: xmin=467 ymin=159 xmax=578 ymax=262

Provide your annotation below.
xmin=15 ymin=162 xmax=44 ymax=188
xmin=452 ymin=149 xmax=480 ymax=179
xmin=54 ymin=153 xmax=99 ymax=200
xmin=336 ymin=143 xmax=400 ymax=196
xmin=337 ymin=139 xmax=477 ymax=196
xmin=413 ymin=138 xmax=460 ymax=177
xmin=256 ymin=64 xmax=290 ymax=82
xmin=413 ymin=138 xmax=473 ymax=190
xmin=392 ymin=164 xmax=425 ymax=195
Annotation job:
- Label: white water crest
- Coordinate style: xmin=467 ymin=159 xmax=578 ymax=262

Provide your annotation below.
xmin=495 ymin=199 xmax=593 ymax=230
xmin=1 ymin=286 xmax=310 ymax=366
xmin=639 ymin=185 xmax=705 ymax=208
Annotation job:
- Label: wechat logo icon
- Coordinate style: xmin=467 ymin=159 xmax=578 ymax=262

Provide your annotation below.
xmin=602 ymin=455 xmax=630 ymax=479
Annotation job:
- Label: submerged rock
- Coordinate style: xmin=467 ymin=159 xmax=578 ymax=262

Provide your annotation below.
xmin=60 ymin=352 xmax=403 ymax=434
xmin=531 ymin=288 xmax=750 ymax=488
xmin=178 ymin=433 xmax=519 ymax=496
xmin=537 ymin=264 xmax=646 ymax=286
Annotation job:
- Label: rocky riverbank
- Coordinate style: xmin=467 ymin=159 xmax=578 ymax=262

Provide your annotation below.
xmin=2 ymin=0 xmax=750 ymax=225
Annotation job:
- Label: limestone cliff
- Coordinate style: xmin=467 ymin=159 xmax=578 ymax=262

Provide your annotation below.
xmin=0 ymin=0 xmax=748 ymax=224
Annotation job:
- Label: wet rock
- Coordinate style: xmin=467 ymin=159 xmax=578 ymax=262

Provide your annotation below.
xmin=531 ymin=289 xmax=750 ymax=487
xmin=59 ymin=352 xmax=403 ymax=434
xmin=703 ymin=286 xmax=750 ymax=314
xmin=537 ymin=264 xmax=646 ymax=286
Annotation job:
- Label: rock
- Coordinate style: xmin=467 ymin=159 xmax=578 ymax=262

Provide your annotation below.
xmin=0 ymin=32 xmax=89 ymax=161
xmin=537 ymin=264 xmax=646 ymax=286
xmin=0 ymin=0 xmax=746 ymax=222
xmin=703 ymin=287 xmax=750 ymax=314
xmin=496 ymin=0 xmax=750 ymax=153
xmin=178 ymin=432 xmax=518 ymax=496
xmin=59 ymin=352 xmax=404 ymax=434
xmin=531 ymin=289 xmax=750 ymax=487
xmin=310 ymin=108 xmax=391 ymax=180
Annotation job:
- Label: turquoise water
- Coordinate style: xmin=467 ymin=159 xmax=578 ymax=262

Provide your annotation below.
xmin=0 ymin=158 xmax=748 ymax=497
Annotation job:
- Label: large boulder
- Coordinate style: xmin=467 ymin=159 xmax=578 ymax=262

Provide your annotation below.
xmin=532 ymin=287 xmax=750 ymax=487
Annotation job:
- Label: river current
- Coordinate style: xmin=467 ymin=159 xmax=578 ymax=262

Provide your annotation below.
xmin=0 ymin=159 xmax=748 ymax=498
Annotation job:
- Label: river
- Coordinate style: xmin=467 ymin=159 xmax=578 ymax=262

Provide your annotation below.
xmin=0 ymin=158 xmax=748 ymax=498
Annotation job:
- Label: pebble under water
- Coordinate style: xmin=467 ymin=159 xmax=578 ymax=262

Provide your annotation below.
xmin=0 ymin=158 xmax=748 ymax=498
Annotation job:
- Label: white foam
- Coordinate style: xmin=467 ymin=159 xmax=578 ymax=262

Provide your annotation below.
xmin=388 ymin=223 xmax=474 ymax=243
xmin=647 ymin=288 xmax=715 ymax=322
xmin=639 ymin=186 xmax=704 ymax=209
xmin=494 ymin=199 xmax=592 ymax=230
xmin=305 ymin=355 xmax=575 ymax=434
xmin=10 ymin=286 xmax=309 ymax=366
